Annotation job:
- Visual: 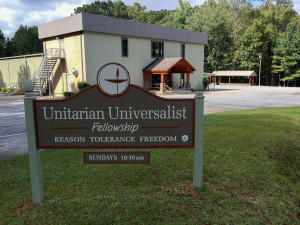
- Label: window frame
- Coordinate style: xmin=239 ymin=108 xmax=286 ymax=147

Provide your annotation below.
xmin=121 ymin=37 xmax=128 ymax=57
xmin=151 ymin=41 xmax=164 ymax=58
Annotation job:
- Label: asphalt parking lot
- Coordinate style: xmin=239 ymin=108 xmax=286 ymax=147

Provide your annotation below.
xmin=1 ymin=84 xmax=300 ymax=160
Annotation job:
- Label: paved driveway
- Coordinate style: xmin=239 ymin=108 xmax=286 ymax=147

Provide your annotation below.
xmin=165 ymin=84 xmax=300 ymax=114
xmin=1 ymin=85 xmax=300 ymax=160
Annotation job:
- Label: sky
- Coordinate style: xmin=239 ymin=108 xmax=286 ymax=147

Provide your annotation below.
xmin=0 ymin=0 xmax=299 ymax=38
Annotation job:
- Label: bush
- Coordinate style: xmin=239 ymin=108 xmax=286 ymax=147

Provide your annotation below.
xmin=203 ymin=77 xmax=209 ymax=90
xmin=1 ymin=87 xmax=6 ymax=92
xmin=5 ymin=88 xmax=12 ymax=93
xmin=63 ymin=92 xmax=75 ymax=98
xmin=77 ymin=81 xmax=90 ymax=91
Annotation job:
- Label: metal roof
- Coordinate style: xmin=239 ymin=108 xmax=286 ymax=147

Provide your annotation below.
xmin=212 ymin=71 xmax=257 ymax=77
xmin=38 ymin=13 xmax=208 ymax=44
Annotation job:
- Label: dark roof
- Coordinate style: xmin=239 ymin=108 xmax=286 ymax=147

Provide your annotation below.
xmin=143 ymin=57 xmax=196 ymax=73
xmin=38 ymin=13 xmax=208 ymax=45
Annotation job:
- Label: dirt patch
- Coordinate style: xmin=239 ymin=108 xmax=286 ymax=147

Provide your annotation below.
xmin=19 ymin=201 xmax=41 ymax=212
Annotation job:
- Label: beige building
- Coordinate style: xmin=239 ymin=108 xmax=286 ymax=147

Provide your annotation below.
xmin=38 ymin=13 xmax=208 ymax=96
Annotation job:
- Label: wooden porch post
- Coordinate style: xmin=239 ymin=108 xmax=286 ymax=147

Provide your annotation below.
xmin=229 ymin=76 xmax=231 ymax=84
xmin=160 ymin=73 xmax=164 ymax=94
xmin=160 ymin=74 xmax=164 ymax=83
xmin=186 ymin=73 xmax=191 ymax=89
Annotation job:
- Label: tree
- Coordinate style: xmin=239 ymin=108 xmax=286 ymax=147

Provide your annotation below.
xmin=4 ymin=38 xmax=15 ymax=57
xmin=238 ymin=18 xmax=269 ymax=70
xmin=11 ymin=25 xmax=42 ymax=56
xmin=272 ymin=22 xmax=300 ymax=86
xmin=172 ymin=0 xmax=193 ymax=29
xmin=74 ymin=0 xmax=147 ymax=22
xmin=0 ymin=29 xmax=5 ymax=57
xmin=186 ymin=0 xmax=233 ymax=71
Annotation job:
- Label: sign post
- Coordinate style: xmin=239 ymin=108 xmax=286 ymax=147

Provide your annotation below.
xmin=24 ymin=81 xmax=44 ymax=204
xmin=193 ymin=80 xmax=205 ymax=188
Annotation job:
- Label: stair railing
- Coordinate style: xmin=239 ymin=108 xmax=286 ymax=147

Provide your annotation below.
xmin=46 ymin=48 xmax=65 ymax=59
xmin=163 ymin=83 xmax=173 ymax=94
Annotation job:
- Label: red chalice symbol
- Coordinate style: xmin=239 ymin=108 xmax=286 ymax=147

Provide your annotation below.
xmin=105 ymin=68 xmax=128 ymax=94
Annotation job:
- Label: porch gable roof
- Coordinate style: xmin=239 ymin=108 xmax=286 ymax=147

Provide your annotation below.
xmin=143 ymin=57 xmax=196 ymax=74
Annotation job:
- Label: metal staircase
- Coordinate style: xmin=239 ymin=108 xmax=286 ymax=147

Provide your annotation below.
xmin=33 ymin=48 xmax=65 ymax=97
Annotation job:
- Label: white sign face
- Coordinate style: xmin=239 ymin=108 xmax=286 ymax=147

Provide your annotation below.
xmin=97 ymin=63 xmax=130 ymax=96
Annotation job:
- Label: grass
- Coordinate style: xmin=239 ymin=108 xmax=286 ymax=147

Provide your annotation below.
xmin=0 ymin=107 xmax=299 ymax=224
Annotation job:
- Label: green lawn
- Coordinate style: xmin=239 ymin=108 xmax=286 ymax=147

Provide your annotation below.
xmin=0 ymin=107 xmax=299 ymax=224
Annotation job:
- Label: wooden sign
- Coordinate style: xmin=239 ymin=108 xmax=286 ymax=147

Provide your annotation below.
xmin=24 ymin=63 xmax=204 ymax=204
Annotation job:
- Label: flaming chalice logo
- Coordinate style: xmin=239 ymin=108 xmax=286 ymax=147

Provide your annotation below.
xmin=97 ymin=63 xmax=130 ymax=96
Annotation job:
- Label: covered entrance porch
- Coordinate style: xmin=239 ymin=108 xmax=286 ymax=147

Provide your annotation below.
xmin=143 ymin=57 xmax=196 ymax=94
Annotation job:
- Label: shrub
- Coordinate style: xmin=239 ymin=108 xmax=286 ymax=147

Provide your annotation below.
xmin=63 ymin=92 xmax=75 ymax=98
xmin=77 ymin=81 xmax=90 ymax=91
xmin=5 ymin=88 xmax=12 ymax=92
xmin=203 ymin=77 xmax=209 ymax=90
xmin=1 ymin=87 xmax=6 ymax=92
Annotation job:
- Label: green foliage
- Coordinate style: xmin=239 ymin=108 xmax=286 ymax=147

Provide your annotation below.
xmin=203 ymin=76 xmax=209 ymax=90
xmin=5 ymin=87 xmax=12 ymax=92
xmin=238 ymin=18 xmax=268 ymax=70
xmin=77 ymin=81 xmax=90 ymax=91
xmin=75 ymin=0 xmax=148 ymax=22
xmin=0 ymin=29 xmax=5 ymax=57
xmin=172 ymin=0 xmax=193 ymax=29
xmin=272 ymin=22 xmax=300 ymax=85
xmin=1 ymin=87 xmax=6 ymax=92
xmin=11 ymin=25 xmax=43 ymax=56
xmin=0 ymin=25 xmax=42 ymax=57
xmin=63 ymin=92 xmax=75 ymax=98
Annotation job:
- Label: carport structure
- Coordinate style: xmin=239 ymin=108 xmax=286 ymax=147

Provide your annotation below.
xmin=212 ymin=71 xmax=257 ymax=85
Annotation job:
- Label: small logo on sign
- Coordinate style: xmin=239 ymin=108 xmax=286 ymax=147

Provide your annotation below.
xmin=182 ymin=135 xmax=189 ymax=142
xmin=97 ymin=63 xmax=130 ymax=96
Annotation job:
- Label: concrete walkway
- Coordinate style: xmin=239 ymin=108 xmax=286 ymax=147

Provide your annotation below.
xmin=0 ymin=85 xmax=300 ymax=160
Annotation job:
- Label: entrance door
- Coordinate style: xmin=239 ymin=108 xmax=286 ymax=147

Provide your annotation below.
xmin=152 ymin=74 xmax=161 ymax=90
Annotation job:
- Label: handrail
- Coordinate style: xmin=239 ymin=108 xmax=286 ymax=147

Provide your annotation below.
xmin=163 ymin=83 xmax=173 ymax=93
xmin=45 ymin=48 xmax=65 ymax=59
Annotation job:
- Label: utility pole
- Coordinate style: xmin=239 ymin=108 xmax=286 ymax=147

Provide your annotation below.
xmin=259 ymin=53 xmax=262 ymax=86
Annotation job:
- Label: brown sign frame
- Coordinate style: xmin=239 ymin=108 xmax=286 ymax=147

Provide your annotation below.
xmin=34 ymin=84 xmax=195 ymax=149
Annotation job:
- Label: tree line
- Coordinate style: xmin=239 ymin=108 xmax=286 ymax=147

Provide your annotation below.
xmin=1 ymin=0 xmax=299 ymax=86
xmin=75 ymin=0 xmax=300 ymax=86
xmin=0 ymin=25 xmax=43 ymax=58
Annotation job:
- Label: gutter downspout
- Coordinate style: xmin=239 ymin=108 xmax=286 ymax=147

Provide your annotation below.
xmin=80 ymin=32 xmax=84 ymax=81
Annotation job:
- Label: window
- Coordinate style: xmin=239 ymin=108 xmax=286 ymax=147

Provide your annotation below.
xmin=151 ymin=41 xmax=164 ymax=57
xmin=122 ymin=38 xmax=128 ymax=57
xmin=181 ymin=44 xmax=185 ymax=58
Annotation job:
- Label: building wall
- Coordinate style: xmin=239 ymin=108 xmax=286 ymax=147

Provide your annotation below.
xmin=185 ymin=43 xmax=204 ymax=89
xmin=83 ymin=31 xmax=204 ymax=88
xmin=0 ymin=54 xmax=43 ymax=88
xmin=43 ymin=33 xmax=86 ymax=96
